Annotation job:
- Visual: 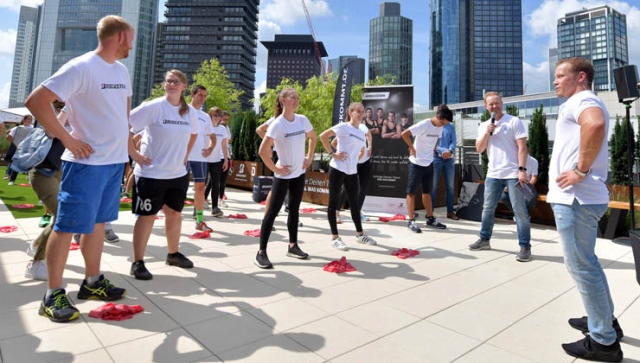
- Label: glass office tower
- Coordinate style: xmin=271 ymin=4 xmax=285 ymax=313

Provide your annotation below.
xmin=557 ymin=5 xmax=628 ymax=92
xmin=31 ymin=0 xmax=158 ymax=107
xmin=430 ymin=0 xmax=523 ymax=107
xmin=9 ymin=6 xmax=40 ymax=108
xmin=158 ymin=0 xmax=259 ymax=110
xmin=369 ymin=2 xmax=412 ymax=85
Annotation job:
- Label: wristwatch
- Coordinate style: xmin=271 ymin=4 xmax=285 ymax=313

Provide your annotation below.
xmin=573 ymin=164 xmax=589 ymax=177
xmin=518 ymin=166 xmax=527 ymax=172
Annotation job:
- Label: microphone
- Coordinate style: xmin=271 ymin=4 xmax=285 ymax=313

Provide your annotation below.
xmin=489 ymin=112 xmax=496 ymax=136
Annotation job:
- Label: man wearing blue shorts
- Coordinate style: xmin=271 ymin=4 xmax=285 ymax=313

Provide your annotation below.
xmin=25 ymin=15 xmax=145 ymax=322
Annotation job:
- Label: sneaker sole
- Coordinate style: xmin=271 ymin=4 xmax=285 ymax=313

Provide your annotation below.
xmin=130 ymin=271 xmax=153 ymax=280
xmin=516 ymin=256 xmax=532 ymax=262
xmin=166 ymin=261 xmax=194 ymax=269
xmin=105 ymin=239 xmax=120 ymax=243
xmin=212 ymin=213 xmax=223 ymax=218
xmin=408 ymin=228 xmax=422 ymax=233
xmin=332 ymin=245 xmax=349 ymax=251
xmin=253 ymin=259 xmax=273 ymax=269
xmin=286 ymin=252 xmax=309 ymax=259
xmin=469 ymin=245 xmax=491 ymax=251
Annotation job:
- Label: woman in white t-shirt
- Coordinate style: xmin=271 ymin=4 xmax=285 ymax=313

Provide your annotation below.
xmin=128 ymin=69 xmax=199 ymax=281
xmin=320 ymin=102 xmax=377 ymax=251
xmin=255 ymin=88 xmax=317 ymax=269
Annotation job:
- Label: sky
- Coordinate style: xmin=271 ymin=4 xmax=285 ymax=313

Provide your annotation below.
xmin=0 ymin=0 xmax=639 ymax=112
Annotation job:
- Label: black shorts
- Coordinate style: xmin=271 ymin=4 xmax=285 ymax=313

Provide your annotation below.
xmin=406 ymin=162 xmax=434 ymax=195
xmin=133 ymin=173 xmax=189 ymax=215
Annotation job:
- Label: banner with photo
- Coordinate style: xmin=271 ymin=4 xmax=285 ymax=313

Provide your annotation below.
xmin=361 ymin=85 xmax=414 ymax=214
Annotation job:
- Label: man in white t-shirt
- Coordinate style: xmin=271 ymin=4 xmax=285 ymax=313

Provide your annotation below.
xmin=549 ymin=57 xmax=623 ymax=361
xmin=469 ymin=92 xmax=532 ymax=262
xmin=25 ymin=15 xmax=145 ymax=323
xmin=400 ymin=104 xmax=453 ymax=233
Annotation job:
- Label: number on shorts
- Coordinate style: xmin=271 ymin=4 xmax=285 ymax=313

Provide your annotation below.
xmin=137 ymin=197 xmax=152 ymax=212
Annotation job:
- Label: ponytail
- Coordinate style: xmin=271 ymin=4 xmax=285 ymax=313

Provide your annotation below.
xmin=274 ymin=92 xmax=283 ymax=118
xmin=179 ymin=93 xmax=188 ymax=117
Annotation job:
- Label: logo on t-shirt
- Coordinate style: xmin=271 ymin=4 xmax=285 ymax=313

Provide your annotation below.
xmin=163 ymin=119 xmax=190 ymax=126
xmin=101 ymin=83 xmax=127 ymax=89
xmin=349 ymin=133 xmax=365 ymax=142
xmin=284 ymin=130 xmax=306 ymax=138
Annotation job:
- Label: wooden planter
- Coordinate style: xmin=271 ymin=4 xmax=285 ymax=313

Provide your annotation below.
xmin=227 ymin=161 xmax=271 ymax=190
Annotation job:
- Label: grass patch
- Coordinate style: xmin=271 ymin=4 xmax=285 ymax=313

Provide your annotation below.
xmin=0 ymin=166 xmax=132 ymax=219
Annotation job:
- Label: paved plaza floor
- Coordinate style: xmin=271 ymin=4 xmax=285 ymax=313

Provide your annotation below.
xmin=0 ymin=186 xmax=639 ymax=363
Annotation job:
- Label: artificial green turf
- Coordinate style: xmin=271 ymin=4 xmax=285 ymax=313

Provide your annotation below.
xmin=0 ymin=166 xmax=132 ymax=219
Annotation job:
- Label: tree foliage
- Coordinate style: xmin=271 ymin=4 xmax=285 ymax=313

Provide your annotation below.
xmin=528 ymin=104 xmax=550 ymax=185
xmin=506 ymin=104 xmax=519 ymax=117
xmin=610 ymin=115 xmax=635 ymax=185
xmin=230 ymin=111 xmax=260 ymax=161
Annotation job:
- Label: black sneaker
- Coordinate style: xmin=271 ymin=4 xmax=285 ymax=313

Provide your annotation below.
xmin=130 ymin=260 xmax=153 ymax=280
xmin=211 ymin=207 xmax=223 ymax=217
xmin=254 ymin=251 xmax=273 ymax=269
xmin=426 ymin=217 xmax=446 ymax=229
xmin=166 ymin=252 xmax=194 ymax=268
xmin=77 ymin=274 xmax=126 ymax=301
xmin=286 ymin=244 xmax=309 ymax=259
xmin=568 ymin=316 xmax=624 ymax=340
xmin=562 ymin=335 xmax=623 ymax=362
xmin=39 ymin=288 xmax=80 ymax=323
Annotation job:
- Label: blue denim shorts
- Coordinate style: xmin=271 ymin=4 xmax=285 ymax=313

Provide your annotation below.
xmin=54 ymin=162 xmax=124 ymax=234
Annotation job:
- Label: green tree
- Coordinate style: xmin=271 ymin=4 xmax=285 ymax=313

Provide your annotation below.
xmin=480 ymin=110 xmax=490 ymax=178
xmin=610 ymin=115 xmax=635 ymax=185
xmin=147 ymin=83 xmax=164 ymax=100
xmin=506 ymin=104 xmax=519 ymax=117
xmin=528 ymin=104 xmax=550 ymax=185
xmin=230 ymin=111 xmax=260 ymax=161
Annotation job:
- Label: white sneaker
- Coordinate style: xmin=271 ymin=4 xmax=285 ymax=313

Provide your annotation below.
xmin=219 ymin=199 xmax=228 ymax=208
xmin=25 ymin=260 xmax=47 ymax=281
xmin=356 ymin=234 xmax=377 ymax=246
xmin=26 ymin=242 xmax=37 ymax=257
xmin=331 ymin=237 xmax=348 ymax=251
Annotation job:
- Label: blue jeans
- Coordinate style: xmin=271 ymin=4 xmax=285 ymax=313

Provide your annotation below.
xmin=480 ymin=177 xmax=531 ymax=247
xmin=552 ymin=201 xmax=616 ymax=345
xmin=431 ymin=156 xmax=455 ymax=213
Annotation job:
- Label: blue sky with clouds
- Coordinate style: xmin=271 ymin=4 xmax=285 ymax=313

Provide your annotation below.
xmin=1 ymin=0 xmax=639 ymax=111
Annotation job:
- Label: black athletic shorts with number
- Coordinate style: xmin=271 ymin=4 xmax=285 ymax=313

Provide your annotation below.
xmin=133 ymin=173 xmax=189 ymax=215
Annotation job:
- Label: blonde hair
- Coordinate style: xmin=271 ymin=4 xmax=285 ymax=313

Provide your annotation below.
xmin=166 ymin=70 xmax=189 ymax=117
xmin=97 ymin=15 xmax=134 ymax=42
xmin=345 ymin=102 xmax=363 ymax=122
xmin=208 ymin=106 xmax=221 ymax=120
xmin=483 ymin=91 xmax=502 ymax=104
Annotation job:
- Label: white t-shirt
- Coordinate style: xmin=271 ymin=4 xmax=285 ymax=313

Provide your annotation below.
xmin=358 ymin=123 xmax=371 ymax=164
xmin=264 ymin=117 xmax=277 ymax=152
xmin=329 ymin=122 xmax=366 ymax=175
xmin=222 ymin=124 xmax=231 ymax=158
xmin=9 ymin=124 xmax=33 ymax=138
xmin=188 ymin=109 xmax=214 ymax=162
xmin=476 ymin=113 xmax=528 ymax=179
xmin=408 ymin=119 xmax=443 ymax=167
xmin=526 ymin=155 xmax=539 ymax=181
xmin=42 ymin=51 xmax=131 ymax=165
xmin=265 ymin=113 xmax=313 ymax=179
xmin=130 ymin=98 xmax=199 ymax=179
xmin=205 ymin=124 xmax=227 ymax=162
xmin=547 ymin=91 xmax=610 ymax=205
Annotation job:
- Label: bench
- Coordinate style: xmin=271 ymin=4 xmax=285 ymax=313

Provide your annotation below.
xmin=537 ymin=194 xmax=640 ymax=239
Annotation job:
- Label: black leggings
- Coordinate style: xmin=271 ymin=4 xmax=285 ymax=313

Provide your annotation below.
xmin=338 ymin=159 xmax=371 ymax=211
xmin=328 ymin=167 xmax=362 ymax=235
xmin=259 ymin=173 xmax=305 ymax=251
xmin=204 ymin=161 xmax=222 ymax=207
xmin=219 ymin=161 xmax=230 ymax=199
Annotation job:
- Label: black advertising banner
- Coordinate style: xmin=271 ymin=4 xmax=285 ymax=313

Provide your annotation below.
xmin=361 ymin=85 xmax=414 ymax=214
xmin=331 ymin=60 xmax=357 ymax=126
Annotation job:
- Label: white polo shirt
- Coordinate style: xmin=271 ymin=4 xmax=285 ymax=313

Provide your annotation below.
xmin=408 ymin=118 xmax=443 ymax=167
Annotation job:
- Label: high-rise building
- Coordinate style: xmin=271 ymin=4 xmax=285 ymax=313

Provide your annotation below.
xmin=328 ymin=56 xmax=365 ymax=85
xmin=369 ymin=2 xmax=412 ymax=85
xmin=31 ymin=0 xmax=158 ymax=108
xmin=557 ymin=5 xmax=628 ymax=92
xmin=548 ymin=48 xmax=559 ymax=91
xmin=9 ymin=6 xmax=40 ymax=108
xmin=261 ymin=34 xmax=328 ymax=90
xmin=157 ymin=0 xmax=259 ymax=110
xmin=430 ymin=0 xmax=523 ymax=107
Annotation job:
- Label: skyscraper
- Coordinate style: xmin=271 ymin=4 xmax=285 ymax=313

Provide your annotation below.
xmin=430 ymin=0 xmax=523 ymax=107
xmin=31 ymin=0 xmax=158 ymax=108
xmin=9 ymin=6 xmax=40 ymax=108
xmin=261 ymin=34 xmax=328 ymax=90
xmin=157 ymin=0 xmax=259 ymax=110
xmin=548 ymin=48 xmax=559 ymax=91
xmin=328 ymin=56 xmax=365 ymax=85
xmin=557 ymin=5 xmax=628 ymax=92
xmin=369 ymin=2 xmax=412 ymax=85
